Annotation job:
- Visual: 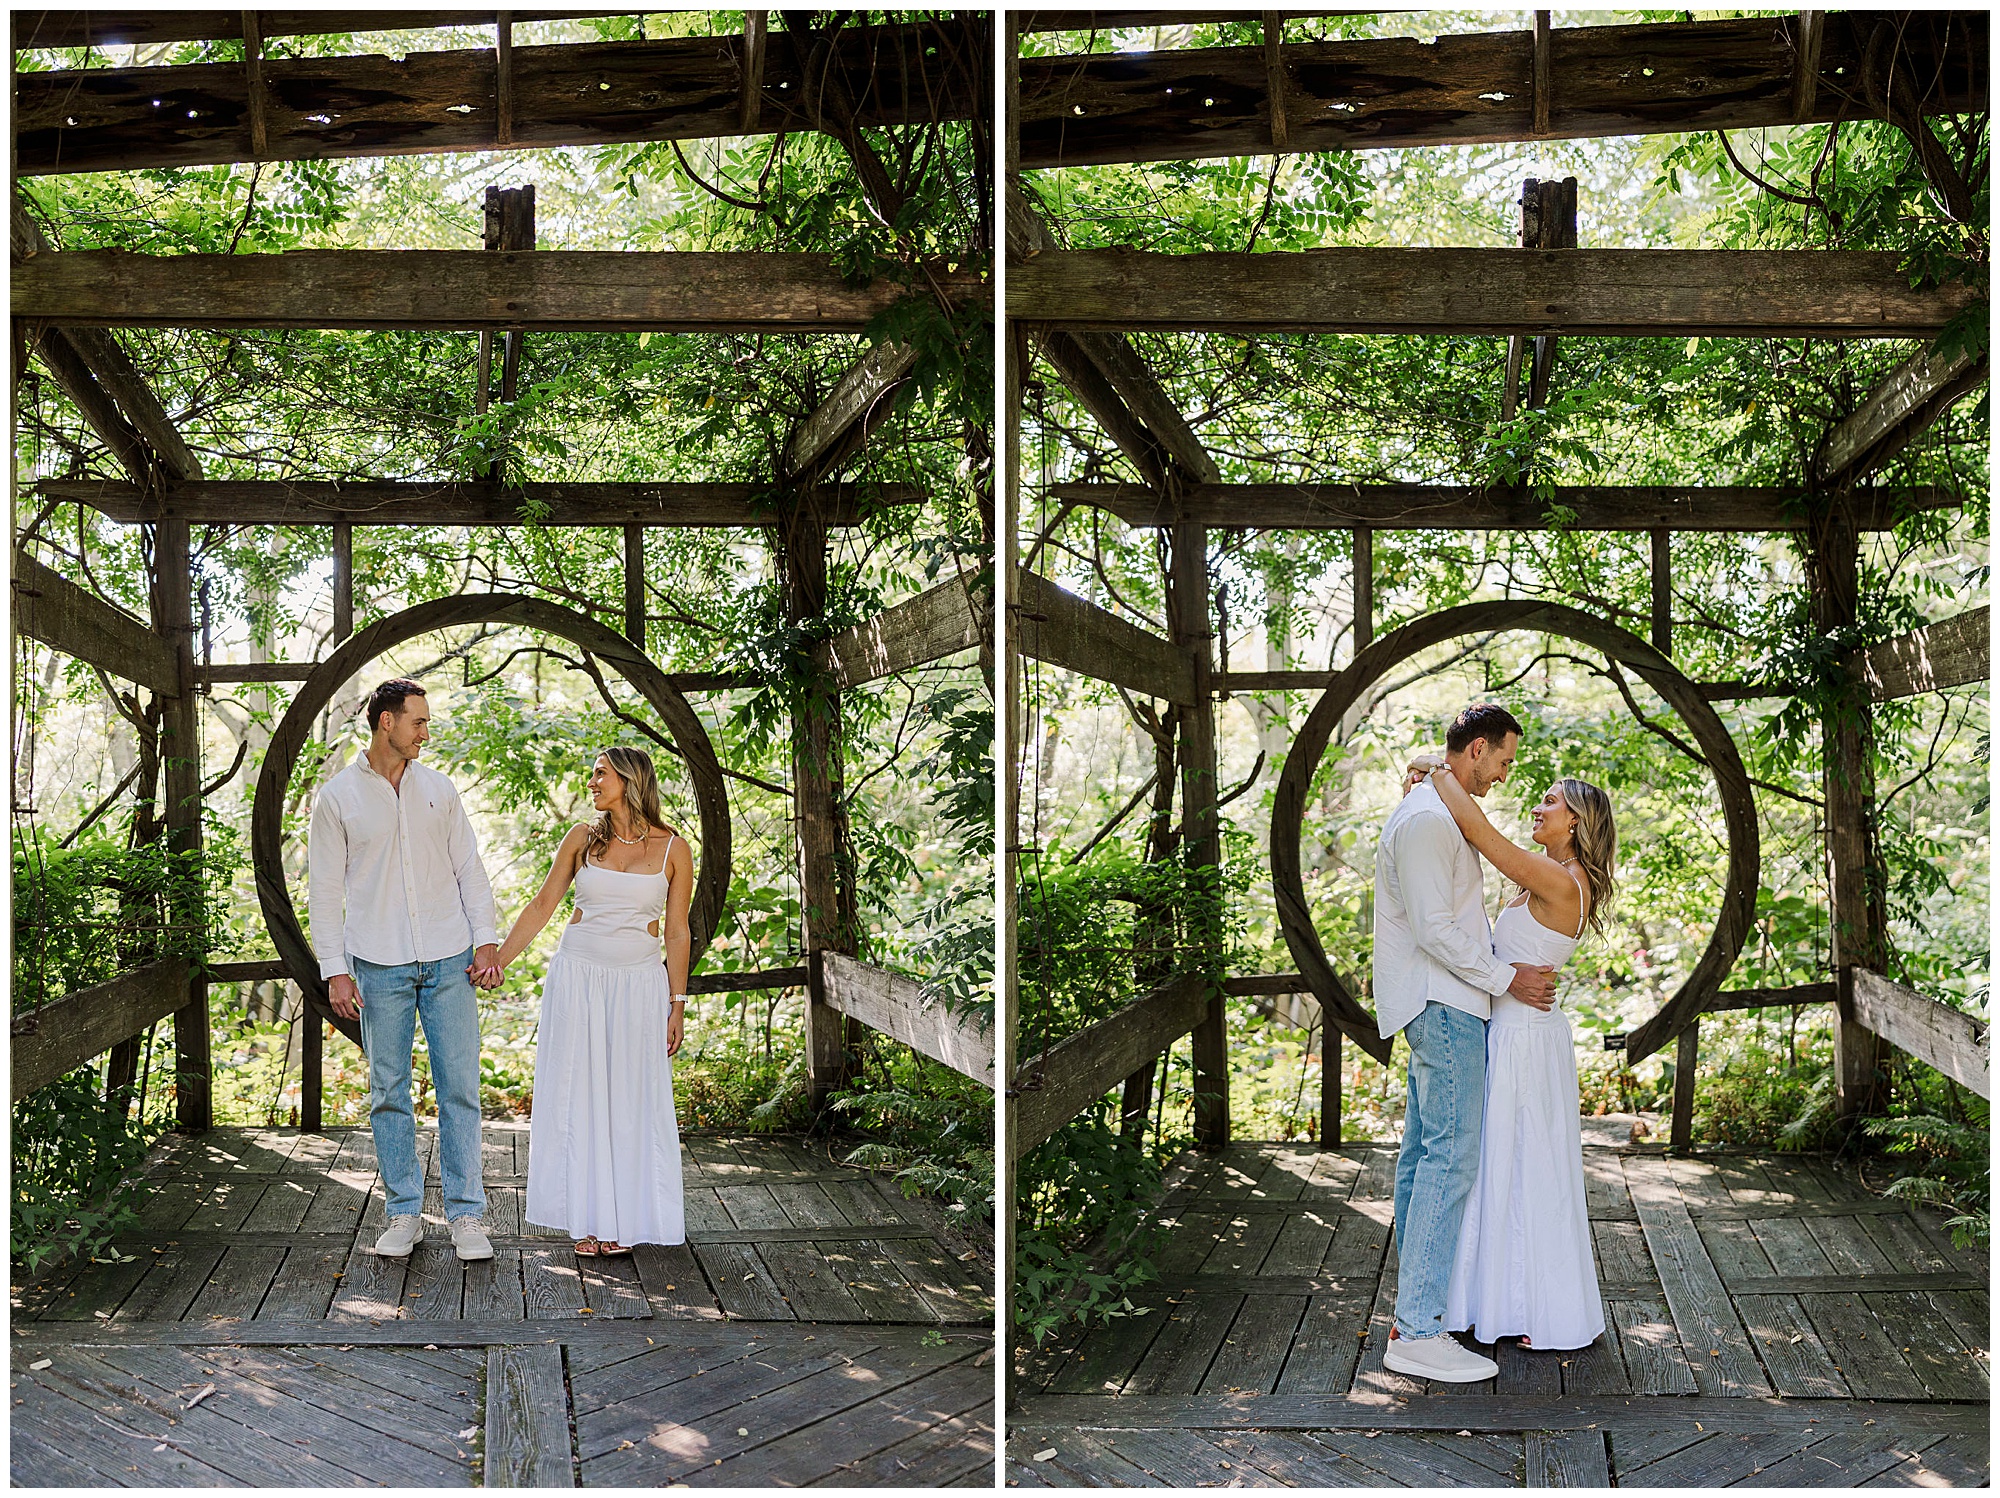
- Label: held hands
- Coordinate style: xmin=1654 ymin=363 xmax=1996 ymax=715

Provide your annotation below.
xmin=1402 ymin=752 xmax=1447 ymax=797
xmin=328 ymin=973 xmax=363 ymax=1021
xmin=1508 ymin=962 xmax=1558 ymax=1011
xmin=666 ymin=1003 xmax=685 ymax=1058
xmin=467 ymin=943 xmax=506 ymax=990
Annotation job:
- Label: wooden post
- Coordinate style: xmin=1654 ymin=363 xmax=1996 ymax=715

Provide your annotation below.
xmin=1650 ymin=529 xmax=1671 ymax=654
xmin=786 ymin=513 xmax=856 ymax=1108
xmin=1807 ymin=501 xmax=1890 ymax=1118
xmin=1670 ymin=1018 xmax=1699 ymax=1151
xmin=1351 ymin=526 xmax=1372 ymax=660
xmin=156 ymin=518 xmax=210 ymax=1131
xmin=494 ymin=12 xmax=515 ymax=146
xmin=1530 ymin=10 xmax=1552 ymax=136
xmin=1790 ymin=10 xmax=1824 ymax=125
xmin=241 ymin=11 xmax=270 ymax=161
xmin=623 ymin=525 xmax=646 ymax=649
xmin=303 ymin=522 xmax=355 ymax=1132
xmin=1001 ymin=309 xmax=1026 ymax=1406
xmin=1171 ymin=521 xmax=1227 ymax=1151
xmin=1261 ymin=12 xmax=1289 ymax=151
xmin=739 ymin=12 xmax=767 ymax=134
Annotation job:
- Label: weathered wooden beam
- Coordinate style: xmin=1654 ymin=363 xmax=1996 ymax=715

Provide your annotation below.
xmin=1853 ymin=969 xmax=1990 ymax=1099
xmin=1010 ymin=973 xmax=1209 ymax=1156
xmin=1816 ymin=342 xmax=1989 ymax=489
xmin=16 ymin=18 xmax=979 ymax=175
xmin=1789 ymin=11 xmax=1825 ymax=124
xmin=41 ymin=478 xmax=920 ymax=527
xmin=195 ymin=660 xmax=755 ymax=690
xmin=156 ymin=518 xmax=210 ymax=1131
xmin=1260 ymin=12 xmax=1288 ymax=151
xmin=14 ymin=11 xmax=656 ymax=48
xmin=1857 ymin=609 xmax=1988 ymax=700
xmin=1018 ymin=12 xmax=1985 ymax=168
xmin=493 ymin=12 xmax=516 ymax=146
xmin=1012 ymin=249 xmax=1980 ymax=338
xmin=739 ymin=11 xmax=768 ymax=133
xmin=622 ymin=523 xmax=645 ymax=650
xmin=1013 ymin=567 xmax=1197 ymax=705
xmin=1172 ymin=522 xmax=1228 ymax=1153
xmin=684 ymin=964 xmax=807 ymax=996
xmin=1055 ymin=481 xmax=1959 ymax=532
xmin=822 ymin=953 xmax=994 ymax=1086
xmin=12 ymin=550 xmax=180 ymax=694
xmin=241 ymin=10 xmax=271 ymax=159
xmin=1705 ymin=981 xmax=1837 ymax=1014
xmin=783 ymin=339 xmax=919 ymax=480
xmin=11 ymin=959 xmax=192 ymax=1098
xmin=1013 ymin=186 xmax=1217 ymax=486
xmin=1529 ymin=10 xmax=1551 ymax=137
xmin=20 ymin=326 xmax=153 ymax=489
xmin=818 ymin=573 xmax=988 ymax=689
xmin=15 ymin=250 xmax=986 ymax=332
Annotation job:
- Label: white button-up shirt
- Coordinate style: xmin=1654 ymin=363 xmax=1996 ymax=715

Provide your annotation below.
xmin=306 ymin=755 xmax=498 ymax=979
xmin=1371 ymin=781 xmax=1518 ymax=1039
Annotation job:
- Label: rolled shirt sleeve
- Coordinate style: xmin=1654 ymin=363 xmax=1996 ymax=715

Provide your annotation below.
xmin=306 ymin=787 xmax=350 ymax=980
xmin=446 ymin=786 xmax=499 ymax=950
xmin=1393 ymin=813 xmax=1518 ymax=997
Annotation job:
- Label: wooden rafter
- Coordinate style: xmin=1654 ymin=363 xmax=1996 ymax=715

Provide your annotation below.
xmin=1013 ymin=568 xmax=1196 ymax=706
xmin=739 ymin=10 xmax=768 ymax=133
xmin=16 ymin=17 xmax=979 ymax=176
xmin=13 ymin=549 xmax=181 ymax=695
xmin=1017 ymin=12 xmax=1985 ymax=169
xmin=1816 ymin=341 xmax=1989 ymax=489
xmin=783 ymin=340 xmax=920 ymax=482
xmin=14 ymin=11 xmax=656 ymax=49
xmin=15 ymin=248 xmax=986 ymax=332
xmin=1857 ymin=609 xmax=1988 ymax=700
xmin=39 ymin=478 xmax=921 ymax=527
xmin=1054 ymin=481 xmax=1958 ymax=533
xmin=1010 ymin=249 xmax=1981 ymax=338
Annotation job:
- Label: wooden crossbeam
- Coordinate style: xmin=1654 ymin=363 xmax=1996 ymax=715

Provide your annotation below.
xmin=1013 ymin=568 xmax=1197 ymax=705
xmin=1055 ymin=481 xmax=1958 ymax=532
xmin=39 ymin=478 xmax=921 ymax=527
xmin=1816 ymin=341 xmax=1989 ymax=488
xmin=1010 ymin=972 xmax=1209 ymax=1156
xmin=822 ymin=953 xmax=994 ymax=1085
xmin=15 ymin=249 xmax=985 ymax=332
xmin=1010 ymin=249 xmax=1981 ymax=338
xmin=14 ymin=11 xmax=657 ymax=48
xmin=13 ymin=550 xmax=180 ymax=694
xmin=1853 ymin=968 xmax=1990 ymax=1098
xmin=1858 ymin=609 xmax=1988 ymax=700
xmin=20 ymin=326 xmax=152 ymax=489
xmin=11 ymin=959 xmax=191 ymax=1098
xmin=16 ymin=17 xmax=980 ymax=176
xmin=818 ymin=573 xmax=988 ymax=689
xmin=1017 ymin=12 xmax=1986 ymax=168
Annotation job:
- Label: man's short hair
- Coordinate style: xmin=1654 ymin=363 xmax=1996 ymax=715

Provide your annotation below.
xmin=366 ymin=678 xmax=427 ymax=733
xmin=1445 ymin=702 xmax=1524 ymax=754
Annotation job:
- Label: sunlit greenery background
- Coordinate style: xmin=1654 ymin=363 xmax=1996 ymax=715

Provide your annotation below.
xmin=1013 ymin=12 xmax=1986 ymax=1346
xmin=12 ymin=12 xmax=994 ymax=1275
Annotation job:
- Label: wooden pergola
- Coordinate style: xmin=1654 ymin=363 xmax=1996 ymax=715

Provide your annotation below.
xmin=12 ymin=7 xmax=998 ymax=1131
xmin=1003 ymin=10 xmax=1988 ymax=1481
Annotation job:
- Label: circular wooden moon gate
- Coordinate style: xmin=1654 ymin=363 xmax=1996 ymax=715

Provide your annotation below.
xmin=253 ymin=593 xmax=733 ymax=1049
xmin=1270 ymin=599 xmax=1759 ymax=1068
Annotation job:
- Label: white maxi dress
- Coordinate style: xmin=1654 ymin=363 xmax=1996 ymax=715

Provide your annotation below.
xmin=1444 ymin=883 xmax=1604 ymax=1349
xmin=525 ymin=838 xmax=686 ymax=1246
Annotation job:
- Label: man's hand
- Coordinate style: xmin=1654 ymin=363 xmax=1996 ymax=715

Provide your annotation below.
xmin=468 ymin=944 xmax=504 ymax=990
xmin=1508 ymin=963 xmax=1557 ymax=1011
xmin=328 ymin=973 xmax=362 ymax=1021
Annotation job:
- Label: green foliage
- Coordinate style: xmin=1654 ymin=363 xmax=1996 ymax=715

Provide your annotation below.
xmin=12 ymin=1063 xmax=163 ymax=1276
xmin=831 ymin=1054 xmax=993 ymax=1219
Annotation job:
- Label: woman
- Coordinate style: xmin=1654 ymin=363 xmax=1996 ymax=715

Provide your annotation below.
xmin=493 ymin=746 xmax=693 ymax=1256
xmin=1406 ymin=754 xmax=1617 ymax=1351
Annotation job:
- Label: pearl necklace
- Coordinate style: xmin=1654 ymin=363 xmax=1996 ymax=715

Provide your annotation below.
xmin=609 ymin=825 xmax=645 ymax=846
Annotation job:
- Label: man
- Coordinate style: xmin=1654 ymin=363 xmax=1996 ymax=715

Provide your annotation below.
xmin=308 ymin=679 xmax=501 ymax=1262
xmin=1373 ymin=702 xmax=1556 ymax=1381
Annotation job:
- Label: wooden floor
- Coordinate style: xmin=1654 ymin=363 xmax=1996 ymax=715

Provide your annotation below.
xmin=12 ymin=1124 xmax=995 ymax=1487
xmin=1008 ymin=1139 xmax=1988 ymax=1488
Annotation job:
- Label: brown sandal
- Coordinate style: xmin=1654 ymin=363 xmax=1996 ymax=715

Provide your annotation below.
xmin=595 ymin=1241 xmax=632 ymax=1257
xmin=575 ymin=1237 xmax=601 ymax=1257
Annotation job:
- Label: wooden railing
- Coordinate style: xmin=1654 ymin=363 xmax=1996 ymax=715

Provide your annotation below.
xmin=1010 ymin=974 xmax=1208 ymax=1156
xmin=11 ymin=959 xmax=191 ymax=1098
xmin=1852 ymin=968 xmax=1990 ymax=1099
xmin=822 ymin=953 xmax=994 ymax=1087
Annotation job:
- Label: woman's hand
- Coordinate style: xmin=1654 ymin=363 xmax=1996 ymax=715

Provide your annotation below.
xmin=1403 ymin=752 xmax=1446 ymax=796
xmin=666 ymin=1003 xmax=685 ymax=1058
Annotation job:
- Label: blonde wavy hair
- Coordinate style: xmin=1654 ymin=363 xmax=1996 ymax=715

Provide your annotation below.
xmin=1553 ymin=777 xmax=1618 ymax=939
xmin=585 ymin=746 xmax=670 ymax=861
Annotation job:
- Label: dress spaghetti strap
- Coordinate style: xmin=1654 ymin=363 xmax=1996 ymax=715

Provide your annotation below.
xmin=1565 ymin=863 xmax=1587 ymax=938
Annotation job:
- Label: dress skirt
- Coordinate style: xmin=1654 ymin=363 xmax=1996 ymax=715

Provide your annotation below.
xmin=1444 ymin=1008 xmax=1604 ymax=1349
xmin=525 ymin=939 xmax=685 ymax=1246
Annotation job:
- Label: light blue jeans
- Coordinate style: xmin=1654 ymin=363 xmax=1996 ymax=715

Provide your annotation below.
xmin=351 ymin=947 xmax=486 ymax=1222
xmin=1392 ymin=1000 xmax=1487 ymax=1341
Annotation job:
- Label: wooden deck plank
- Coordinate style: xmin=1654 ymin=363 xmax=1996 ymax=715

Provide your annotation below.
xmin=1351 ymin=1231 xmax=1428 ymax=1397
xmin=1861 ymin=1290 xmax=1990 ymax=1400
xmin=693 ymin=1240 xmax=795 ymax=1319
xmin=818 ymin=1237 xmax=942 ymax=1323
xmin=486 ymin=1342 xmax=575 ymax=1487
xmin=718 ymin=1182 xmax=793 ymax=1230
xmin=522 ymin=1245 xmax=589 ymax=1319
xmin=1196 ymin=1209 xmax=1286 ymax=1275
xmin=329 ymin=1238 xmax=410 ymax=1321
xmin=1734 ymin=1428 xmax=1946 ymax=1487
xmin=1204 ymin=1427 xmax=1388 ymax=1487
xmin=401 ymin=1241 xmax=466 ymax=1320
xmin=37 ymin=1250 xmax=152 ymax=1321
xmin=1622 ymin=1155 xmax=1771 ymax=1396
xmin=462 ymin=1248 xmax=528 ymax=1321
xmin=185 ymin=1244 xmax=286 ymax=1321
xmin=1798 ymin=1292 xmax=1929 ymax=1399
xmin=812 ymin=1402 xmax=994 ymax=1486
xmin=1045 ymin=1303 xmax=1168 ymax=1394
xmin=1496 ymin=1337 xmax=1564 ymax=1395
xmin=1307 ymin=1429 xmax=1485 ymax=1486
xmin=1273 ymin=1291 xmax=1371 ymax=1395
xmin=240 ymin=1176 xmax=318 ymax=1233
xmin=1079 ymin=1426 xmax=1286 ymax=1486
xmin=705 ymin=1355 xmax=991 ymax=1487
xmin=1199 ymin=1293 xmax=1306 ymax=1394
xmin=1735 ymin=1292 xmax=1852 ymax=1397
xmin=254 ymin=1244 xmax=345 ymax=1320
xmin=630 ymin=1241 xmax=726 ymax=1320
xmin=1619 ymin=1427 xmax=1835 ymax=1486
xmin=1859 ymin=1432 xmax=1990 ymax=1487
xmin=570 ymin=1335 xmax=800 ymax=1419
xmin=759 ymin=1239 xmax=871 ymax=1319
xmin=204 ymin=1345 xmax=481 ymax=1463
xmin=12 ymin=1369 xmax=248 ymax=1486
xmin=1525 ymin=1429 xmax=1611 ymax=1487
xmin=298 ymin=1170 xmax=375 ymax=1233
xmin=876 ymin=1232 xmax=993 ymax=1323
xmin=579 ymin=1252 xmax=653 ymax=1319
xmin=1007 ymin=1427 xmax=1163 ymax=1485
xmin=1124 ymin=1292 xmax=1241 ymax=1395
xmin=1556 ymin=1307 xmax=1632 ymax=1395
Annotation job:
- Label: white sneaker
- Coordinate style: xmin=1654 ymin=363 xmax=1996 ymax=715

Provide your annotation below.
xmin=449 ymin=1216 xmax=495 ymax=1262
xmin=1383 ymin=1331 xmax=1498 ymax=1383
xmin=374 ymin=1214 xmax=423 ymax=1258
